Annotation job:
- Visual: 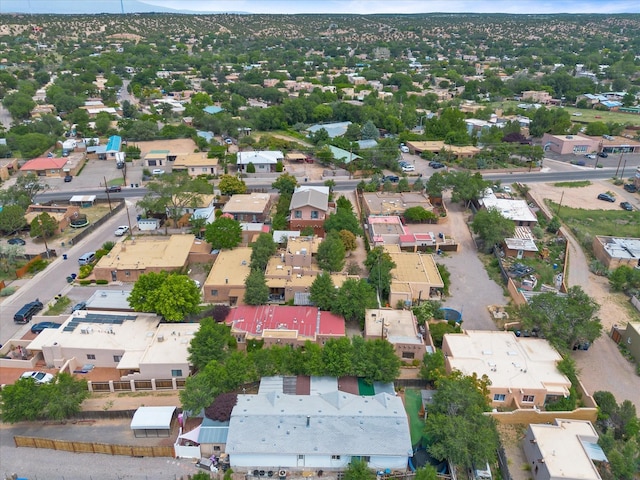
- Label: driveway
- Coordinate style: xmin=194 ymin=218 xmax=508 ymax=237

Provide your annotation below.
xmin=425 ymin=192 xmax=508 ymax=330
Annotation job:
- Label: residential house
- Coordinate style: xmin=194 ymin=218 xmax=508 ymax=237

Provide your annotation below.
xmin=612 ymin=322 xmax=640 ymax=365
xmin=25 ymin=204 xmax=80 ymax=234
xmin=327 ymin=145 xmax=361 ymax=164
xmin=19 ymin=157 xmax=68 ymax=177
xmin=384 ymin=246 xmax=445 ymax=306
xmin=25 ymin=311 xmax=196 ymax=381
xmin=0 ymin=157 xmax=18 ymax=181
xmin=522 ymin=419 xmax=607 ymax=480
xmin=367 ymin=216 xmax=438 ymax=252
xmin=225 ymin=376 xmax=412 ymax=471
xmin=172 ymin=152 xmax=219 ymax=177
xmin=144 ymin=149 xmax=177 ymax=167
xmin=362 ymin=192 xmax=433 ymax=217
xmin=364 ymin=309 xmax=434 ymax=361
xmin=592 ymin=236 xmax=640 ymax=270
xmin=222 ymin=193 xmax=272 ymax=223
xmin=288 ymin=186 xmax=331 ymax=236
xmin=236 ymin=151 xmax=284 ymax=173
xmin=225 ymin=305 xmax=345 ymax=349
xmin=93 ymin=234 xmax=210 ymax=283
xmin=521 ymin=90 xmax=553 ymax=104
xmin=442 ymin=330 xmax=572 ymax=409
xmin=105 ymin=135 xmax=122 ymax=158
xmin=202 ymin=247 xmax=252 ymax=305
xmin=502 ymin=227 xmax=539 ymax=259
xmin=479 ymin=192 xmax=538 ymax=227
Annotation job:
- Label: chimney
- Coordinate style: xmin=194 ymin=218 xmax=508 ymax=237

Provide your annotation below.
xmin=306 ymin=416 xmax=310 ymax=427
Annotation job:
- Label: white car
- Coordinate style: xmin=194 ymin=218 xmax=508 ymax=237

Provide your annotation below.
xmin=114 ymin=225 xmax=129 ymax=236
xmin=401 ymin=164 xmax=415 ymax=172
xmin=152 ymin=169 xmax=165 ymax=175
xmin=21 ymin=371 xmax=54 ymax=384
xmin=502 ymin=186 xmax=512 ymax=193
xmin=193 ymin=279 xmax=201 ymax=288
xmin=400 ymin=145 xmax=410 ymax=153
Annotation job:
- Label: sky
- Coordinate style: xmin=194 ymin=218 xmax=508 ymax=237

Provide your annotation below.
xmin=2 ymin=0 xmax=639 ymax=14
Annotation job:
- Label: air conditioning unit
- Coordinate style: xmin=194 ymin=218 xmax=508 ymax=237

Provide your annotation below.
xmin=157 ymin=334 xmax=164 ymax=342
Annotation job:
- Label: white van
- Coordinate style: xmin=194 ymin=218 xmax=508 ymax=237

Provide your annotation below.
xmin=400 ymin=145 xmax=410 ymax=153
xmin=78 ymin=252 xmax=96 ymax=265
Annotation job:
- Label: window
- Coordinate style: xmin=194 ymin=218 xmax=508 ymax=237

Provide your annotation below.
xmin=402 ymin=351 xmax=415 ymax=359
xmin=522 ymin=395 xmax=535 ymax=403
xmin=125 ymin=271 xmax=130 ymax=277
xmin=171 ymin=369 xmax=183 ymax=377
xmin=86 ymin=354 xmax=96 ymax=360
xmin=493 ymin=394 xmax=506 ymax=402
xmin=311 ymin=210 xmax=319 ymax=219
xmin=294 ymin=210 xmax=302 ymax=219
xmin=211 ymin=290 xmax=218 ymax=297
xmin=191 ymin=168 xmax=195 ymax=172
xmin=113 ymin=355 xmax=122 ymax=362
xmin=331 ymin=455 xmax=341 ymax=460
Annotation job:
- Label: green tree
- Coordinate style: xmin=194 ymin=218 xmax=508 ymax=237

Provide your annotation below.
xmin=324 ymin=197 xmax=362 ymax=236
xmin=360 ymin=120 xmax=380 ymax=140
xmin=518 ymin=286 xmax=602 ymax=352
xmin=44 ymin=373 xmax=90 ymax=420
xmin=425 ymin=372 xmax=498 ymax=470
xmin=419 ymin=350 xmax=446 ymax=383
xmin=137 ymin=172 xmax=203 ymax=229
xmin=338 ymin=229 xmax=357 ymax=253
xmin=218 ymin=174 xmax=247 ymax=195
xmin=585 ymin=121 xmax=609 ymax=137
xmin=244 ymin=269 xmax=269 ymax=305
xmin=204 ymin=216 xmax=242 ymax=250
xmin=0 ymin=172 xmax=49 ymax=209
xmin=333 ymin=278 xmax=377 ymax=326
xmin=321 ymin=337 xmax=353 ymax=377
xmin=309 ymin=272 xmax=337 ymax=311
xmin=0 ymin=204 xmax=26 ymax=234
xmin=364 ymin=247 xmax=396 ymax=301
xmin=471 ymin=208 xmax=516 ymax=253
xmin=403 ymin=206 xmax=437 ymax=223
xmin=128 ymin=272 xmax=200 ymax=321
xmin=448 ymin=171 xmax=491 ymax=207
xmin=317 ymin=230 xmax=346 ymax=272
xmin=413 ymin=466 xmax=439 ymax=480
xmin=3 ymin=91 xmax=36 ymax=120
xmin=609 ymin=266 xmax=640 ymax=293
xmin=272 ymin=172 xmax=298 ymax=196
xmin=343 ymin=458 xmax=376 ymax=480
xmin=188 ymin=318 xmax=234 ymax=371
xmin=250 ymin=233 xmax=277 ymax=271
xmin=29 ymin=212 xmax=57 ymax=253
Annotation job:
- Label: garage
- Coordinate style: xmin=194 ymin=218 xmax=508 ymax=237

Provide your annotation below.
xmin=130 ymin=406 xmax=177 ymax=438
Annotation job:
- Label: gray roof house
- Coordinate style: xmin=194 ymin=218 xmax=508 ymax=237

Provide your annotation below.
xmin=225 ymin=376 xmax=412 ymax=471
xmin=289 ymin=186 xmax=329 ymax=212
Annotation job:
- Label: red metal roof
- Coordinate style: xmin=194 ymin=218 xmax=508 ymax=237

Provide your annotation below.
xmin=20 ymin=157 xmax=68 ymax=171
xmin=225 ymin=305 xmax=345 ymax=337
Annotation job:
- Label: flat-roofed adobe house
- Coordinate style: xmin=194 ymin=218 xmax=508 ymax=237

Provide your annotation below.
xmin=203 ymin=247 xmax=252 ymax=305
xmin=592 ymin=236 xmax=640 ymax=270
xmin=236 ymin=150 xmax=283 ymax=173
xmin=172 ymin=152 xmax=219 ymax=177
xmin=442 ymin=330 xmax=572 ymax=409
xmin=384 ymin=246 xmax=445 ymax=306
xmin=25 ymin=311 xmax=196 ymax=381
xmin=364 ymin=308 xmax=434 ymax=361
xmin=93 ymin=234 xmax=210 ymax=282
xmin=522 ymin=419 xmax=607 ymax=480
xmin=288 ymin=186 xmax=332 ymax=237
xmin=225 ymin=305 xmax=345 ymax=349
xmin=225 ymin=376 xmax=412 ymax=471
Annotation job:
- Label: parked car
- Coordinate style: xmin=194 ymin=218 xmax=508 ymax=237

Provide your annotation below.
xmin=598 ymin=152 xmax=608 ymax=158
xmin=21 ymin=371 xmax=54 ymax=384
xmin=429 ymin=161 xmax=445 ymax=169
xmin=584 ymin=153 xmax=596 ymax=159
xmin=401 ymin=164 xmax=415 ymax=172
xmin=623 ymin=184 xmax=637 ymax=193
xmin=71 ymin=301 xmax=87 ymax=312
xmin=106 ymin=185 xmax=122 ymax=193
xmin=152 ymin=169 xmax=165 ymax=175
xmin=400 ymin=145 xmax=409 ymax=153
xmin=597 ymin=193 xmax=615 ymax=202
xmin=114 ymin=225 xmax=129 ymax=236
xmin=383 ymin=175 xmax=400 ymax=183
xmin=13 ymin=299 xmax=44 ymax=323
xmin=31 ymin=321 xmax=62 ymax=334
xmin=620 ymin=201 xmax=633 ymax=211
xmin=7 ymin=237 xmax=26 ymax=246
xmin=502 ymin=185 xmax=512 ymax=193
xmin=64 ymin=174 xmax=73 ymax=182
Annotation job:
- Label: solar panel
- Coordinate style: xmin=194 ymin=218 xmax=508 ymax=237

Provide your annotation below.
xmin=63 ymin=326 xmax=76 ymax=332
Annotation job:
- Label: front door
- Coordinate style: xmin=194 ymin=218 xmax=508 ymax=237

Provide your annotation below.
xmin=297 ymin=455 xmax=305 ymax=467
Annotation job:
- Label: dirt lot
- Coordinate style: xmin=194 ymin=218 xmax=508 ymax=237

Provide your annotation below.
xmin=528 ymin=180 xmax=625 ymax=210
xmin=133 ymin=138 xmax=198 ymax=157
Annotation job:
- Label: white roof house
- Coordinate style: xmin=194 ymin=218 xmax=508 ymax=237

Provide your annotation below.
xmin=237 ymin=151 xmax=284 ymax=172
xmin=479 ymin=193 xmax=538 ymax=226
xmin=523 ymin=419 xmax=607 ymax=480
xmin=225 ymin=377 xmax=412 ymax=471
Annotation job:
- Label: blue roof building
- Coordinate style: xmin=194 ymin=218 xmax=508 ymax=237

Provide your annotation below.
xmin=106 ymin=135 xmax=122 ymax=157
xmin=203 ymin=106 xmax=224 ymax=115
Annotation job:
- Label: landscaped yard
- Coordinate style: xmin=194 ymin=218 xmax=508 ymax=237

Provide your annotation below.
xmin=403 ymin=388 xmax=425 ymax=446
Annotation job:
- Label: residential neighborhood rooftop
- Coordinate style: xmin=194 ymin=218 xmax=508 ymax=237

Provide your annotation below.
xmin=204 ymin=247 xmax=252 ymax=286
xmin=95 ymin=234 xmax=197 ymax=270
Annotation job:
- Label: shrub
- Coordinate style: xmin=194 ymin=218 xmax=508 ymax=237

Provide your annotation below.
xmin=27 ymin=259 xmax=48 ymax=273
xmin=246 ymin=162 xmax=256 ymax=173
xmin=96 ymin=279 xmax=109 ymax=285
xmin=102 ymin=241 xmax=115 ymax=251
xmin=77 ymin=264 xmax=94 ymax=279
xmin=79 ymin=279 xmax=92 ymax=286
xmin=0 ymin=286 xmax=17 ymax=297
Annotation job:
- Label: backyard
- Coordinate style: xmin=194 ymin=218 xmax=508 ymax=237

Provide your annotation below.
xmin=402 ymin=388 xmax=426 ymax=446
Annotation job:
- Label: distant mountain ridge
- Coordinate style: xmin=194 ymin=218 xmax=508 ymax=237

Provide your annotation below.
xmin=0 ymin=0 xmax=243 ymax=15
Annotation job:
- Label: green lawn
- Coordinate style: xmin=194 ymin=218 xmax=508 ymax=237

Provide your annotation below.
xmin=491 ymin=101 xmax=640 ymax=126
xmin=403 ymin=388 xmax=425 ymax=446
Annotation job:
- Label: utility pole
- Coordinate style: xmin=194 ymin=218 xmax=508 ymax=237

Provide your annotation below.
xmin=615 ymin=153 xmax=624 ymax=179
xmin=104 ymin=176 xmax=112 ymax=213
xmin=556 ymin=191 xmax=564 ymax=217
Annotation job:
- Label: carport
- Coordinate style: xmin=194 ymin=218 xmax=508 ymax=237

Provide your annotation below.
xmin=130 ymin=406 xmax=177 ymax=438
xmin=69 ymin=194 xmax=96 ymax=208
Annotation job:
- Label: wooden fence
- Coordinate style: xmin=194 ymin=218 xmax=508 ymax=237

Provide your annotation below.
xmin=14 ymin=435 xmax=174 ymax=457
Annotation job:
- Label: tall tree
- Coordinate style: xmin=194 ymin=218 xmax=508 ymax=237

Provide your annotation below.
xmin=364 ymin=247 xmax=396 ymax=300
xmin=471 ymin=207 xmax=516 ymax=253
xmin=316 ymin=230 xmax=346 ymax=273
xmin=29 ymin=212 xmax=57 ymax=253
xmin=250 ymin=233 xmax=277 ymax=271
xmin=333 ymin=278 xmax=377 ymax=326
xmin=271 ymin=172 xmax=298 ymax=196
xmin=244 ymin=269 xmax=269 ymax=305
xmin=128 ymin=272 xmax=200 ymax=321
xmin=188 ymin=318 xmax=234 ymax=371
xmin=137 ymin=172 xmax=203 ymax=229
xmin=321 ymin=337 xmax=353 ymax=378
xmin=204 ymin=216 xmax=242 ymax=250
xmin=360 ymin=120 xmax=380 ymax=140
xmin=0 ymin=204 xmax=26 ymax=234
xmin=218 ymin=174 xmax=247 ymax=195
xmin=309 ymin=272 xmax=337 ymax=311
xmin=518 ymin=286 xmax=602 ymax=352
